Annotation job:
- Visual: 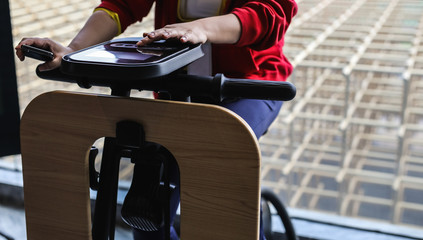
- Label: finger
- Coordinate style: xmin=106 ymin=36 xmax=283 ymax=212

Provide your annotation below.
xmin=16 ymin=37 xmax=36 ymax=48
xmin=136 ymin=36 xmax=154 ymax=46
xmin=148 ymin=29 xmax=173 ymax=40
xmin=180 ymin=35 xmax=188 ymax=43
xmin=25 ymin=38 xmax=52 ymax=50
xmin=137 ymin=32 xmax=159 ymax=46
xmin=137 ymin=28 xmax=171 ymax=45
xmin=161 ymin=29 xmax=171 ymax=39
xmin=15 ymin=38 xmax=31 ymax=59
xmin=38 ymin=58 xmax=60 ymax=72
xmin=179 ymin=31 xmax=202 ymax=44
xmin=15 ymin=48 xmax=25 ymax=61
xmin=138 ymin=28 xmax=182 ymax=46
xmin=146 ymin=31 xmax=158 ymax=39
xmin=15 ymin=37 xmax=28 ymax=50
xmin=15 ymin=38 xmax=35 ymax=61
xmin=32 ymin=38 xmax=52 ymax=50
xmin=17 ymin=38 xmax=41 ymax=49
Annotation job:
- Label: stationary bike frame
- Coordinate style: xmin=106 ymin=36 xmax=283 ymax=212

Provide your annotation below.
xmin=21 ymin=39 xmax=296 ymax=240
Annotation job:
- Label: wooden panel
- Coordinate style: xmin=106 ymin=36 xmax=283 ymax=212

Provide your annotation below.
xmin=21 ymin=91 xmax=261 ymax=240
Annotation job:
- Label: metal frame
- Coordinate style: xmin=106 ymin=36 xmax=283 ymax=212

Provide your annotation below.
xmin=261 ymin=0 xmax=423 ymax=228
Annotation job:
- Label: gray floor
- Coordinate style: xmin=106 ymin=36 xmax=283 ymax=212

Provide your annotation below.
xmin=1 ymin=159 xmax=423 ymax=240
xmin=3 ymin=201 xmax=423 ymax=240
xmin=0 ymin=204 xmax=26 ymax=240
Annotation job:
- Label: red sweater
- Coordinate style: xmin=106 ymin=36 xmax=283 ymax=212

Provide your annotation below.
xmin=97 ymin=0 xmax=297 ymax=81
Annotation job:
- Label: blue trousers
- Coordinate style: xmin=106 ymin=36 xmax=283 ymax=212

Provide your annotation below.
xmin=133 ymin=99 xmax=283 ymax=240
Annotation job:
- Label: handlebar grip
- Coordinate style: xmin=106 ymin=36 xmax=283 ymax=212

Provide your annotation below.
xmin=36 ymin=66 xmax=75 ymax=83
xmin=36 ymin=65 xmax=95 ymax=88
xmin=219 ymin=74 xmax=296 ymax=101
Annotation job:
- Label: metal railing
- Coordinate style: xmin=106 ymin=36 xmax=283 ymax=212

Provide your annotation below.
xmin=261 ymin=0 xmax=423 ymax=228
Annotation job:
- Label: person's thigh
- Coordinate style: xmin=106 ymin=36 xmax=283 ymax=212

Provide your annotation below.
xmin=220 ymin=99 xmax=283 ymax=139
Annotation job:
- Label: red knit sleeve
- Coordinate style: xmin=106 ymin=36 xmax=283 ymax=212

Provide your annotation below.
xmin=97 ymin=0 xmax=155 ymax=33
xmin=231 ymin=0 xmax=297 ymax=50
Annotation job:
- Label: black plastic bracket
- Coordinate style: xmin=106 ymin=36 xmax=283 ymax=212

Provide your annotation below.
xmin=91 ymin=120 xmax=173 ymax=240
xmin=116 ymin=120 xmax=146 ymax=150
xmin=92 ymin=120 xmax=146 ymax=240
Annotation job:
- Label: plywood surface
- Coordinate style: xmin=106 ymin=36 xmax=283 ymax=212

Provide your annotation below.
xmin=21 ymin=91 xmax=261 ymax=240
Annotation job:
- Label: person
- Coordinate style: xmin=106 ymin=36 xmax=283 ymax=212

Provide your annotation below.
xmin=16 ymin=0 xmax=298 ymax=239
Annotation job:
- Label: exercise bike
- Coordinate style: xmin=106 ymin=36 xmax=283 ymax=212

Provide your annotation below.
xmin=21 ymin=38 xmax=298 ymax=240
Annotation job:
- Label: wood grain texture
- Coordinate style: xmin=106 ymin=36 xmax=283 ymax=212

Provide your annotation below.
xmin=21 ymin=91 xmax=261 ymax=240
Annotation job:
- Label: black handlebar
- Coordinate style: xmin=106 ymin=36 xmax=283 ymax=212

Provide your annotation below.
xmin=220 ymin=74 xmax=296 ymax=101
xmin=168 ymin=74 xmax=296 ymax=101
xmin=36 ymin=67 xmax=296 ymax=101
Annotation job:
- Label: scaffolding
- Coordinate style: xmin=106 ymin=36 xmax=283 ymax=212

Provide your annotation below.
xmin=261 ymin=0 xmax=423 ymax=228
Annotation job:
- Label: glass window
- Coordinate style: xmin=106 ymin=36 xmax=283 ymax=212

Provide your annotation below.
xmin=2 ymin=0 xmax=423 ymax=239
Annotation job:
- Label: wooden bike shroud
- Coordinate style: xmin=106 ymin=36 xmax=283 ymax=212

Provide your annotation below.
xmin=21 ymin=91 xmax=262 ymax=240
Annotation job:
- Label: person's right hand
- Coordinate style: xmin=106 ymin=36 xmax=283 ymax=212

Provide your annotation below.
xmin=15 ymin=37 xmax=75 ymax=71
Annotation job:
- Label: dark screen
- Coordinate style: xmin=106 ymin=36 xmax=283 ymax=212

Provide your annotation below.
xmin=69 ymin=41 xmax=185 ymax=64
xmin=0 ymin=0 xmax=21 ymax=157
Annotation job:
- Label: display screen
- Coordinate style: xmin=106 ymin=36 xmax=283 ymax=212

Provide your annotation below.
xmin=69 ymin=41 xmax=187 ymax=64
xmin=0 ymin=0 xmax=20 ymax=157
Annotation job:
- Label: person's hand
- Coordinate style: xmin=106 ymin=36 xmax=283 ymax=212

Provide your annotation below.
xmin=137 ymin=14 xmax=241 ymax=47
xmin=15 ymin=37 xmax=75 ymax=71
xmin=137 ymin=21 xmax=208 ymax=46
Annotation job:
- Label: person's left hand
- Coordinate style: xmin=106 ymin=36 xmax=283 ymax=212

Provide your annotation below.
xmin=137 ymin=21 xmax=208 ymax=46
xmin=15 ymin=37 xmax=74 ymax=71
